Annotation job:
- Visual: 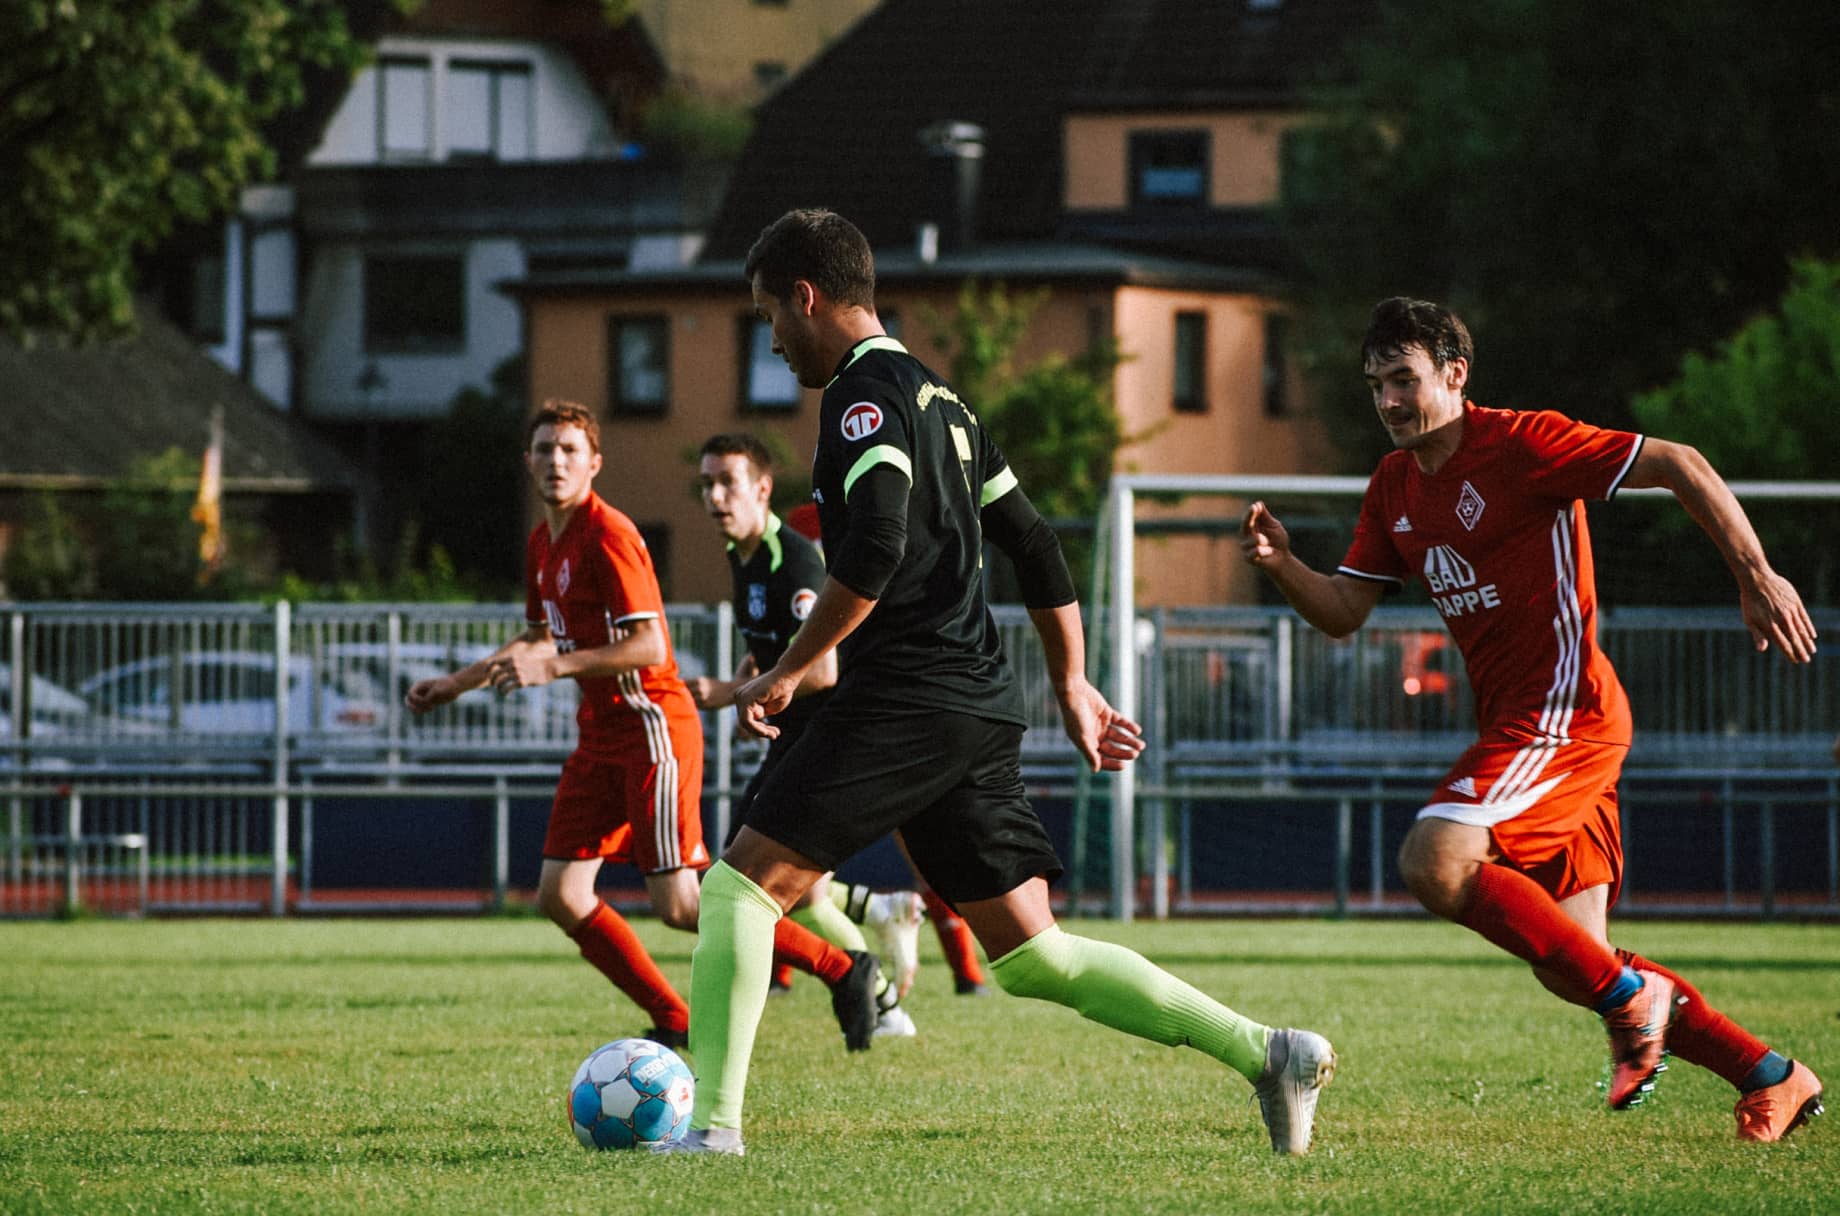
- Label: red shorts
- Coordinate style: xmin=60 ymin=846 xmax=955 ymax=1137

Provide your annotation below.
xmin=544 ymin=716 xmax=707 ymax=874
xmin=1417 ymin=732 xmax=1628 ymax=904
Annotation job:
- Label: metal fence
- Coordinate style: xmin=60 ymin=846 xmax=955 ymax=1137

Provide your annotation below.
xmin=3 ymin=601 xmax=1837 ymax=919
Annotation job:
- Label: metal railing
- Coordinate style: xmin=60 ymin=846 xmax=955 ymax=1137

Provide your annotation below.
xmin=4 ymin=600 xmax=1838 ymax=919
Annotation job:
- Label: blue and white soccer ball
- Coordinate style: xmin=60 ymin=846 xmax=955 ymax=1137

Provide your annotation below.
xmin=566 ymin=1038 xmax=695 ymax=1150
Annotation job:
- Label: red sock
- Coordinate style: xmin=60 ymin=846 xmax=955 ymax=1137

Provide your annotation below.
xmin=1616 ymin=949 xmax=1770 ymax=1088
xmin=1459 ymin=864 xmax=1623 ymax=1006
xmin=772 ymin=963 xmax=796 ymax=988
xmin=567 ymin=901 xmax=688 ymax=1033
xmin=920 ymin=888 xmax=985 ymax=984
xmin=772 ymin=917 xmax=853 ymax=985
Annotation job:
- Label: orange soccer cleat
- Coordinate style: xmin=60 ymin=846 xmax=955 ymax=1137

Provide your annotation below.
xmin=1735 ymin=1061 xmax=1824 ymax=1142
xmin=1603 ymin=970 xmax=1677 ymax=1109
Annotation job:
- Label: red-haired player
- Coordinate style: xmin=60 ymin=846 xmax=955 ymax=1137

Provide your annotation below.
xmin=406 ymin=400 xmax=882 ymax=1053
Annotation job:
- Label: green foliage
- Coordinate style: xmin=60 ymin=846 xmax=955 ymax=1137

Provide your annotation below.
xmin=1279 ymin=0 xmax=1840 ymax=459
xmin=267 ymin=528 xmax=475 ymax=604
xmin=1627 ymin=258 xmax=1840 ymax=604
xmin=640 ymin=87 xmax=754 ymax=163
xmin=1632 ymin=258 xmax=1840 ymax=479
xmin=2 ymin=492 xmax=97 ymax=599
xmin=409 ymin=356 xmax=528 ymax=598
xmin=0 ymin=0 xmax=381 ymax=341
xmin=2 ymin=918 xmax=1836 ymax=1213
xmin=925 ymin=282 xmax=1125 ymax=522
xmin=94 ymin=448 xmax=218 ymax=600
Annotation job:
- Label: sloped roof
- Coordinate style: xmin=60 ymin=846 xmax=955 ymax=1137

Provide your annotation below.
xmin=0 ymin=304 xmax=359 ymax=494
xmin=701 ymin=0 xmax=1374 ymax=259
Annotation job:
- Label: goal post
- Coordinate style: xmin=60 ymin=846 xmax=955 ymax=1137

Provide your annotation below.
xmin=1093 ymin=473 xmax=1840 ymax=921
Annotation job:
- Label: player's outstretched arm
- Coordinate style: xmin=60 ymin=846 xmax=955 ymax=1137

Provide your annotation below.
xmin=1623 ymin=439 xmax=1818 ymax=663
xmin=1240 ymin=501 xmax=1384 ymax=639
xmin=405 ymin=625 xmax=548 ymax=714
xmin=688 ymin=655 xmax=758 ymax=710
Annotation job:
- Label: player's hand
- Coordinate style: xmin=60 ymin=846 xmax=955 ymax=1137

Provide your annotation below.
xmin=732 ymin=665 xmax=799 ymax=740
xmin=1054 ymin=676 xmax=1145 ymax=773
xmin=488 ymin=638 xmax=558 ymax=694
xmin=1240 ymin=501 xmax=1292 ymax=569
xmin=686 ymin=676 xmax=734 ymax=710
xmin=404 ymin=675 xmax=459 ymax=715
xmin=1739 ymin=570 xmax=1818 ymax=664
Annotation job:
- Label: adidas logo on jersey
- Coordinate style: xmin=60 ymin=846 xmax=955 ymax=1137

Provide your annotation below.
xmin=1392 ymin=515 xmax=1413 ymax=533
xmin=1446 ymin=775 xmax=1479 ymax=798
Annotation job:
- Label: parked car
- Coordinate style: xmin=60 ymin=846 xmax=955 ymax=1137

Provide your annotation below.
xmin=0 ymin=662 xmax=93 ymax=738
xmin=77 ymin=652 xmax=394 ymax=736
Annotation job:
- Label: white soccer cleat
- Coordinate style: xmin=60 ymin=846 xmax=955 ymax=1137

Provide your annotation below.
xmin=648 ymin=1127 xmax=746 ymax=1157
xmin=866 ymin=890 xmax=924 ymax=998
xmin=873 ymin=1004 xmax=918 ymax=1039
xmin=1252 ymin=1027 xmax=1337 ymax=1155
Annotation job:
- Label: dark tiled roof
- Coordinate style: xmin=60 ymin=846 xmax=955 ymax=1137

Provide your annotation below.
xmin=0 ymin=304 xmax=359 ymax=493
xmin=701 ymin=0 xmax=1374 ymax=259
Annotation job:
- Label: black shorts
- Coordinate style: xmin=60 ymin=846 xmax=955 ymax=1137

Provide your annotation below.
xmin=743 ymin=702 xmax=1062 ymax=906
xmin=724 ymin=718 xmax=804 ymax=848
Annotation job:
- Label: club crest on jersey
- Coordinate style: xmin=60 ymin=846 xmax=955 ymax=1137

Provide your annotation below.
xmin=790 ymin=588 xmax=816 ymax=620
xmin=557 ymin=559 xmax=571 ymax=595
xmin=840 ymin=401 xmax=884 ymax=442
xmin=1456 ymin=481 xmax=1486 ymax=531
xmin=747 ymin=582 xmax=766 ymax=620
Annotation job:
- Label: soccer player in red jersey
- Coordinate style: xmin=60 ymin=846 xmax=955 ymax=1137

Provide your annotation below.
xmin=405 ymin=400 xmax=882 ymax=1052
xmin=1243 ymin=298 xmax=1823 ymax=1142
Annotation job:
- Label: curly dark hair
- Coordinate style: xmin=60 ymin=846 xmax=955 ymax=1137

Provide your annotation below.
xmin=1361 ymin=297 xmax=1473 ymax=371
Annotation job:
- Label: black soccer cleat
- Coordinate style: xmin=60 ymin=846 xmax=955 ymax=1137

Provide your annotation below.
xmin=831 ymin=950 xmax=882 ymax=1052
xmin=641 ymin=1025 xmax=689 ymax=1050
xmin=955 ymin=978 xmax=990 ymax=997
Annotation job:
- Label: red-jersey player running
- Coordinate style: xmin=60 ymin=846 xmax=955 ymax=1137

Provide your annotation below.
xmin=406 ymin=400 xmax=883 ymax=1052
xmin=1242 ymin=298 xmax=1823 ymax=1142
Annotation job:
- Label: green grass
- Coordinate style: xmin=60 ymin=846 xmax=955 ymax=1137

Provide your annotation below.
xmin=2 ymin=918 xmax=1835 ymax=1215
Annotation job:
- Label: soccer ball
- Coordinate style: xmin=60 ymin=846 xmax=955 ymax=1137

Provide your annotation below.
xmin=567 ymin=1038 xmax=695 ymax=1150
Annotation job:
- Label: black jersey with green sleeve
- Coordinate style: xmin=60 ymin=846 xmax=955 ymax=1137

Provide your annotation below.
xmin=725 ymin=511 xmax=828 ymax=731
xmin=810 ymin=335 xmax=1026 ymax=725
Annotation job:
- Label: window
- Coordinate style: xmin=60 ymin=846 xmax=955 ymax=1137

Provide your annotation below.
xmin=363 ymin=254 xmax=465 ymax=353
xmin=448 ymin=60 xmax=532 ymax=161
xmin=739 ymin=317 xmax=800 ymax=410
xmin=186 ymin=254 xmax=226 ymax=343
xmin=1173 ymin=311 xmax=1207 ymax=413
xmin=637 ymin=525 xmax=672 ymax=598
xmin=609 ymin=316 xmax=671 ymax=415
xmin=753 ymin=62 xmax=788 ymax=93
xmin=1263 ymin=313 xmax=1291 ymax=417
xmin=379 ymin=58 xmax=432 ymax=160
xmin=1130 ymin=130 xmax=1209 ymax=207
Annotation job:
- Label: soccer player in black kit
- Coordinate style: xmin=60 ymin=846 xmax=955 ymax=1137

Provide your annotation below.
xmin=659 ymin=209 xmax=1335 ymax=1158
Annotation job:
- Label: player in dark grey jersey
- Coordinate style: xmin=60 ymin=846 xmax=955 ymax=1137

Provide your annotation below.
xmin=660 ymin=210 xmax=1335 ymax=1159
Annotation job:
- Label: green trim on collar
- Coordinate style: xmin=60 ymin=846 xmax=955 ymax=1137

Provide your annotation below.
xmin=827 ymin=334 xmax=908 ymax=386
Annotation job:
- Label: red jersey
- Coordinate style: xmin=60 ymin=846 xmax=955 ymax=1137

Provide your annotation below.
xmin=525 ymin=492 xmax=697 ymax=752
xmin=1339 ymin=403 xmax=1643 ymax=745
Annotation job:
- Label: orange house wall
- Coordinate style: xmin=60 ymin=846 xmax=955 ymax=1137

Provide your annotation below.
xmin=523 ymin=280 xmax=1329 ymax=607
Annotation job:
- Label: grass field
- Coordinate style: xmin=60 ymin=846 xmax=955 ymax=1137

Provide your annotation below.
xmin=2 ymin=916 xmax=1835 ymax=1215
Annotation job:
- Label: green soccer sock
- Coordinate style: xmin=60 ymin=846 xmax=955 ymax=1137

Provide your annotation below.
xmin=989 ymin=923 xmax=1272 ymax=1082
xmin=687 ymin=861 xmax=784 ymax=1132
xmin=790 ymin=890 xmax=869 ymax=954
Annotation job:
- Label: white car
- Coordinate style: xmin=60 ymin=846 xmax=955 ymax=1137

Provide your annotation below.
xmin=78 ymin=652 xmax=393 ymax=736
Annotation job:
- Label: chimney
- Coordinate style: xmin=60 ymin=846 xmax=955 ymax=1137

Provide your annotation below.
xmin=917 ymin=121 xmax=985 ymax=257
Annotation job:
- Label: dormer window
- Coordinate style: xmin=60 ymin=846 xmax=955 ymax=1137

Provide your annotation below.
xmin=1129 ymin=130 xmax=1209 ymax=207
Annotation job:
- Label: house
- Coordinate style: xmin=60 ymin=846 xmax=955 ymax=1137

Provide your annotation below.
xmin=633 ymin=0 xmax=883 ymax=102
xmin=506 ymin=0 xmax=1374 ymax=605
xmin=0 ymin=302 xmax=362 ymax=596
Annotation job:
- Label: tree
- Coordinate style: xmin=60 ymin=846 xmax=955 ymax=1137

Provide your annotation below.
xmin=1628 ymin=258 xmax=1840 ymax=603
xmin=0 ymin=1 xmax=388 ymax=341
xmin=1279 ymin=0 xmax=1840 ymax=466
xmin=925 ymin=282 xmax=1127 ymax=594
